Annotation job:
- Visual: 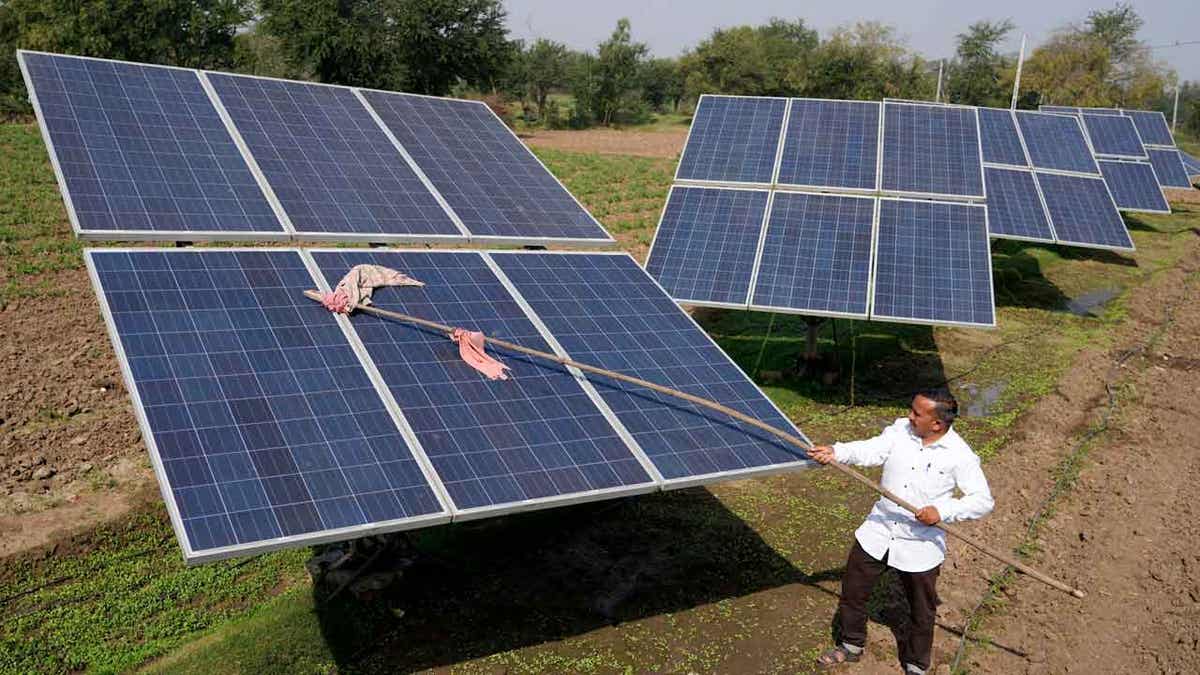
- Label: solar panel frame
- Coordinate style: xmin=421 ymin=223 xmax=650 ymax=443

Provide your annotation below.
xmin=879 ymin=100 xmax=987 ymax=200
xmin=774 ymin=97 xmax=881 ymax=193
xmin=18 ymin=50 xmax=291 ymax=243
xmin=674 ymin=94 xmax=791 ymax=187
xmin=1015 ymin=110 xmax=1101 ymax=175
xmin=1146 ymin=148 xmax=1192 ymax=188
xmin=1097 ymin=160 xmax=1170 ymax=214
xmin=1080 ymin=113 xmax=1148 ymax=160
xmin=983 ymin=167 xmax=1057 ymax=244
xmin=84 ymin=247 xmax=454 ymax=564
xmin=1038 ymin=105 xmax=1081 ymax=115
xmin=1034 ymin=171 xmax=1134 ymax=251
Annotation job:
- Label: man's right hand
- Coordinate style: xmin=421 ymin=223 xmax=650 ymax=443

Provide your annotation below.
xmin=809 ymin=445 xmax=837 ymax=464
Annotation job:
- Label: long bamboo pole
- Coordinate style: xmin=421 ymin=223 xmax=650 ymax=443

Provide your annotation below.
xmin=306 ymin=290 xmax=1086 ymax=599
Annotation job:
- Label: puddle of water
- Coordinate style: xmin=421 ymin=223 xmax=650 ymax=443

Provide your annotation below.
xmin=960 ymin=381 xmax=1007 ymax=417
xmin=1066 ymin=287 xmax=1120 ymax=317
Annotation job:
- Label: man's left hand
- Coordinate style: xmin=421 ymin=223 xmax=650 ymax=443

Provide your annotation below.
xmin=915 ymin=506 xmax=941 ymax=525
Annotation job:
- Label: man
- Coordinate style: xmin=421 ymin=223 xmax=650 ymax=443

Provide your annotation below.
xmin=812 ymin=388 xmax=993 ymax=674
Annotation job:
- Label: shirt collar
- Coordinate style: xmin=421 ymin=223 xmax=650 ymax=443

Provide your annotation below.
xmin=906 ymin=421 xmax=960 ymax=450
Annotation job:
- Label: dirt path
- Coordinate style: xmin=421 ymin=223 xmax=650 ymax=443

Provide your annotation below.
xmin=519 ymin=127 xmax=687 ymax=158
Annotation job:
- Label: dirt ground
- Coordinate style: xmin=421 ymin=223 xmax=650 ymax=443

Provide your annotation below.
xmin=520 ymin=127 xmax=687 ymax=158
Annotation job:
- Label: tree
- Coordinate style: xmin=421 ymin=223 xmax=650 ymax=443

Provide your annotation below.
xmin=679 ymin=19 xmax=817 ymax=100
xmin=524 ymin=38 xmax=570 ymax=118
xmin=807 ymin=22 xmax=934 ymax=101
xmin=259 ymin=0 xmax=515 ymax=95
xmin=639 ymin=58 xmax=683 ymax=112
xmin=945 ymin=19 xmax=1015 ymax=106
xmin=576 ymin=18 xmax=647 ymax=126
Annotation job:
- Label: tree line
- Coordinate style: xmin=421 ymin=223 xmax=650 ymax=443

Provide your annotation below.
xmin=0 ymin=1 xmax=1194 ymax=136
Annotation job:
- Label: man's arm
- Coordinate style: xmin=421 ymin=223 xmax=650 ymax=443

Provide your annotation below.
xmin=931 ymin=454 xmax=994 ymax=523
xmin=809 ymin=421 xmax=899 ymax=468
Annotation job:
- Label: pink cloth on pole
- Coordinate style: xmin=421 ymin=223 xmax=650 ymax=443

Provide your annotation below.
xmin=320 ymin=264 xmax=424 ymax=314
xmin=451 ymin=328 xmax=511 ymax=381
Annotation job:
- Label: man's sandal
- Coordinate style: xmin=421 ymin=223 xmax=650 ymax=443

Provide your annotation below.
xmin=816 ymin=645 xmax=861 ymax=668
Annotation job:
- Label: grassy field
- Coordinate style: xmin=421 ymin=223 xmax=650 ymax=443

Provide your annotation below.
xmin=1 ymin=121 xmax=1199 ymax=673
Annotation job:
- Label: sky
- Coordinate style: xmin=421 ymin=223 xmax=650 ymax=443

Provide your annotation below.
xmin=502 ymin=0 xmax=1200 ymax=82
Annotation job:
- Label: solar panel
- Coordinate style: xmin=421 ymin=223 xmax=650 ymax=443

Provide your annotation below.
xmin=206 ymin=74 xmax=463 ymax=241
xmin=19 ymin=51 xmax=284 ymax=239
xmin=1147 ymin=148 xmax=1192 ymax=188
xmin=85 ymin=249 xmax=449 ymax=562
xmin=1015 ymin=111 xmax=1100 ymax=175
xmin=675 ymin=95 xmax=788 ymax=185
xmin=1098 ymin=161 xmax=1170 ymax=213
xmin=491 ymin=252 xmax=811 ymax=486
xmin=1182 ymin=151 xmax=1200 ymax=176
xmin=1124 ymin=110 xmax=1174 ymax=146
xmin=983 ymin=167 xmax=1055 ymax=242
xmin=309 ymin=250 xmax=656 ymax=515
xmin=644 ymin=186 xmax=769 ymax=307
xmin=872 ymin=199 xmax=994 ymax=327
xmin=776 ymin=99 xmax=879 ymax=191
xmin=881 ymin=102 xmax=984 ymax=198
xmin=750 ymin=192 xmax=874 ymax=318
xmin=1081 ymin=113 xmax=1147 ymax=159
xmin=978 ymin=108 xmax=1028 ymax=167
xmin=1035 ymin=172 xmax=1133 ymax=250
xmin=359 ymin=90 xmax=611 ymax=244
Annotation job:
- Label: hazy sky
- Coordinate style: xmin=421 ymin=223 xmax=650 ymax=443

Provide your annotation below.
xmin=503 ymin=0 xmax=1200 ymax=82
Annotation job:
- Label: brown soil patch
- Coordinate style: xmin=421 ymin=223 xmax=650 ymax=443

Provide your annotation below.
xmin=1166 ymin=186 xmax=1200 ymax=205
xmin=520 ymin=128 xmax=687 ymax=158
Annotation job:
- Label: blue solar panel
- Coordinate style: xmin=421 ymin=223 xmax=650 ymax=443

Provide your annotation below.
xmin=1124 ymin=110 xmax=1174 ymax=146
xmin=644 ymin=187 xmax=768 ymax=306
xmin=881 ymin=102 xmax=984 ymax=198
xmin=87 ymin=249 xmax=447 ymax=561
xmin=1015 ymin=111 xmax=1099 ymax=174
xmin=1081 ymin=114 xmax=1146 ymax=158
xmin=359 ymin=90 xmax=610 ymax=242
xmin=751 ymin=192 xmax=874 ymax=317
xmin=676 ymin=95 xmax=788 ymax=184
xmin=776 ymin=99 xmax=879 ymax=190
xmin=310 ymin=250 xmax=654 ymax=513
xmin=1098 ymin=161 xmax=1170 ymax=213
xmin=872 ymin=200 xmax=994 ymax=327
xmin=491 ymin=252 xmax=810 ymax=484
xmin=984 ymin=167 xmax=1055 ymax=242
xmin=1035 ymin=172 xmax=1133 ymax=250
xmin=1182 ymin=151 xmax=1200 ymax=176
xmin=1147 ymin=148 xmax=1192 ymax=188
xmin=207 ymin=74 xmax=460 ymax=239
xmin=20 ymin=52 xmax=282 ymax=238
xmin=978 ymin=108 xmax=1028 ymax=167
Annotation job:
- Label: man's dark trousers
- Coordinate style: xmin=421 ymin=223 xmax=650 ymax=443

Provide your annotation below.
xmin=837 ymin=540 xmax=941 ymax=672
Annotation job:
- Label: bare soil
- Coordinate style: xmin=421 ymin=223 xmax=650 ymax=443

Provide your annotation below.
xmin=520 ymin=127 xmax=687 ymax=158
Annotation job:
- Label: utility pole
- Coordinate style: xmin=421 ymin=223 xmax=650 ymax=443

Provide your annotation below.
xmin=935 ymin=60 xmax=944 ymax=103
xmin=1172 ymin=85 xmax=1180 ymax=132
xmin=1010 ymin=33 xmax=1027 ymax=110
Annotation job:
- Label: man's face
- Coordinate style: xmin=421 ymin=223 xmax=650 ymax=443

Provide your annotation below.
xmin=908 ymin=395 xmax=945 ymax=439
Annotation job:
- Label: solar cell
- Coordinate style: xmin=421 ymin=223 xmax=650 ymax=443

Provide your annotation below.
xmin=1097 ymin=161 xmax=1170 ymax=213
xmin=977 ymin=108 xmax=1028 ymax=167
xmin=207 ymin=74 xmax=462 ymax=240
xmin=983 ymin=167 xmax=1055 ymax=242
xmin=491 ymin=252 xmax=811 ymax=486
xmin=1080 ymin=113 xmax=1146 ymax=158
xmin=776 ymin=99 xmax=879 ymax=190
xmin=881 ymin=102 xmax=984 ymax=198
xmin=872 ymin=199 xmax=994 ymax=327
xmin=1035 ymin=172 xmax=1133 ymax=250
xmin=644 ymin=187 xmax=769 ymax=307
xmin=1146 ymin=148 xmax=1192 ymax=188
xmin=750 ymin=192 xmax=875 ymax=318
xmin=309 ymin=250 xmax=655 ymax=514
xmin=676 ymin=95 xmax=788 ymax=185
xmin=1015 ymin=111 xmax=1100 ymax=174
xmin=19 ymin=51 xmax=283 ymax=239
xmin=359 ymin=90 xmax=611 ymax=243
xmin=1124 ymin=110 xmax=1174 ymax=146
xmin=86 ymin=249 xmax=448 ymax=562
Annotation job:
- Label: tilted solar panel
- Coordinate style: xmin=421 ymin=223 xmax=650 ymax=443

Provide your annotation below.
xmin=207 ymin=74 xmax=462 ymax=241
xmin=1124 ymin=110 xmax=1174 ymax=146
xmin=1081 ymin=113 xmax=1147 ymax=159
xmin=983 ymin=167 xmax=1055 ymax=242
xmin=1146 ymin=148 xmax=1192 ymax=188
xmin=1182 ymin=151 xmax=1200 ymax=176
xmin=751 ymin=192 xmax=875 ymax=318
xmin=881 ymin=102 xmax=984 ymax=198
xmin=872 ymin=199 xmax=994 ymax=327
xmin=1015 ymin=111 xmax=1100 ymax=175
xmin=644 ymin=186 xmax=769 ymax=307
xmin=492 ymin=252 xmax=811 ymax=486
xmin=977 ymin=108 xmax=1028 ymax=167
xmin=19 ymin=51 xmax=283 ymax=239
xmin=776 ymin=99 xmax=879 ymax=191
xmin=359 ymin=90 xmax=611 ymax=243
xmin=1098 ymin=161 xmax=1170 ymax=213
xmin=676 ymin=95 xmax=788 ymax=185
xmin=1035 ymin=172 xmax=1133 ymax=250
xmin=86 ymin=249 xmax=449 ymax=562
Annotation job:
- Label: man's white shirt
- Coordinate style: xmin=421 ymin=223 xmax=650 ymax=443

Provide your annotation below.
xmin=834 ymin=418 xmax=994 ymax=573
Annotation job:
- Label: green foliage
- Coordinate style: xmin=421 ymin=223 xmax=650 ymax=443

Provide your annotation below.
xmin=945 ymin=19 xmax=1015 ymax=106
xmin=231 ymin=27 xmax=300 ymax=80
xmin=806 ymin=22 xmax=934 ymax=101
xmin=570 ymin=18 xmax=648 ymax=126
xmin=679 ymin=19 xmax=817 ymax=99
xmin=639 ymin=57 xmax=684 ymax=112
xmin=523 ymin=38 xmax=571 ymax=122
xmin=259 ymin=0 xmax=514 ymax=95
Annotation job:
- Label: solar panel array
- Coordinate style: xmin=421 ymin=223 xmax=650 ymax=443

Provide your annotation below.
xmin=88 ymin=248 xmax=812 ymax=561
xmin=20 ymin=50 xmax=612 ymax=245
